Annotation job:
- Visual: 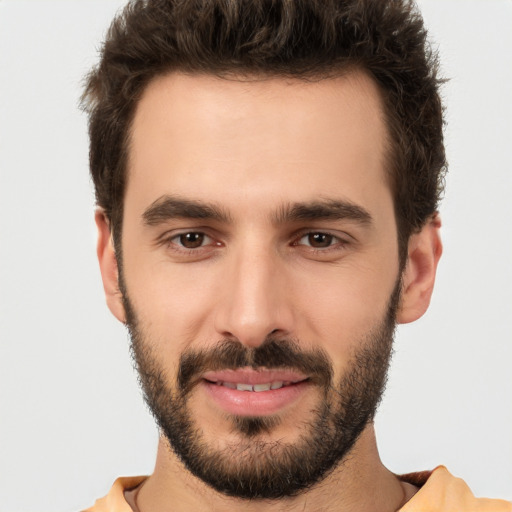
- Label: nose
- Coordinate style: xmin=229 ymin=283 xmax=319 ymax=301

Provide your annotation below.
xmin=214 ymin=244 xmax=294 ymax=348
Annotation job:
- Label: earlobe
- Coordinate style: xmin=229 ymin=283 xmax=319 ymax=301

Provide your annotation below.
xmin=95 ymin=210 xmax=126 ymax=324
xmin=396 ymin=214 xmax=443 ymax=324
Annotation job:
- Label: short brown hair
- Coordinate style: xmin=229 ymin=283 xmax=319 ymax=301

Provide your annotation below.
xmin=82 ymin=0 xmax=446 ymax=259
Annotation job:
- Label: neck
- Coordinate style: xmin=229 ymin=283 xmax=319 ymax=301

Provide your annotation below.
xmin=136 ymin=425 xmax=416 ymax=512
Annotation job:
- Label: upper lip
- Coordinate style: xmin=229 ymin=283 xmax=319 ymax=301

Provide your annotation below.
xmin=202 ymin=367 xmax=309 ymax=385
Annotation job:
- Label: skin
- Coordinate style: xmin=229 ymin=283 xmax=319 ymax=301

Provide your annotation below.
xmin=96 ymin=71 xmax=442 ymax=511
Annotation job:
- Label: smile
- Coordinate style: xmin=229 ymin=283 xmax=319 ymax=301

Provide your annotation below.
xmin=200 ymin=370 xmax=311 ymax=416
xmin=208 ymin=380 xmax=295 ymax=391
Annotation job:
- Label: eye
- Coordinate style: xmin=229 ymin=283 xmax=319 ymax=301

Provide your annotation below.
xmin=171 ymin=232 xmax=212 ymax=249
xmin=297 ymin=232 xmax=339 ymax=248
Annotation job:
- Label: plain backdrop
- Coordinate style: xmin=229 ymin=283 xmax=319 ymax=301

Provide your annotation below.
xmin=0 ymin=1 xmax=511 ymax=510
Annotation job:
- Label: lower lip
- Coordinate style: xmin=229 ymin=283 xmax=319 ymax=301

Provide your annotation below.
xmin=201 ymin=380 xmax=310 ymax=416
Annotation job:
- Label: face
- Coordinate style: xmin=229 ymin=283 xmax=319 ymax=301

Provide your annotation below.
xmin=113 ymin=71 xmax=404 ymax=497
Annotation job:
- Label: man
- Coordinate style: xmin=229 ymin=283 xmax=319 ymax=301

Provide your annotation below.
xmin=81 ymin=0 xmax=511 ymax=510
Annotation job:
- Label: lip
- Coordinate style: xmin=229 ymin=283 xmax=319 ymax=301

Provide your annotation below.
xmin=202 ymin=368 xmax=308 ymax=385
xmin=201 ymin=368 xmax=310 ymax=416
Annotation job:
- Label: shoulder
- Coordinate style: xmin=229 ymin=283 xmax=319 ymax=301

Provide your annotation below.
xmin=81 ymin=476 xmax=147 ymax=512
xmin=399 ymin=466 xmax=512 ymax=512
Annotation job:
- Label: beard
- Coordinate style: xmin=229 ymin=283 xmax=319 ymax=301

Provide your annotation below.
xmin=122 ymin=280 xmax=400 ymax=500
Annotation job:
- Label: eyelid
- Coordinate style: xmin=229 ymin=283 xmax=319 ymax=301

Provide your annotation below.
xmin=155 ymin=227 xmax=352 ymax=257
xmin=155 ymin=227 xmax=223 ymax=252
xmin=292 ymin=229 xmax=352 ymax=246
xmin=156 ymin=225 xmax=214 ymax=242
xmin=170 ymin=231 xmax=213 ymax=248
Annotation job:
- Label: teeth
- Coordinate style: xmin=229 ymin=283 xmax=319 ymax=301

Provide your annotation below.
xmin=218 ymin=381 xmax=287 ymax=391
xmin=236 ymin=383 xmax=254 ymax=391
xmin=253 ymin=383 xmax=271 ymax=392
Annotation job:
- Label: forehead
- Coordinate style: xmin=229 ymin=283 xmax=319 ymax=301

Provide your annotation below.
xmin=126 ymin=71 xmax=391 ymax=219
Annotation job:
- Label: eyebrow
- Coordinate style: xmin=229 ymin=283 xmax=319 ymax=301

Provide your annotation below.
xmin=273 ymin=199 xmax=373 ymax=226
xmin=142 ymin=195 xmax=373 ymax=227
xmin=142 ymin=196 xmax=231 ymax=225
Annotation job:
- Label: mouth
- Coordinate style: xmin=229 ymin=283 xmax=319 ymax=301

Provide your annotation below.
xmin=200 ymin=368 xmax=311 ymax=416
xmin=206 ymin=380 xmax=298 ymax=392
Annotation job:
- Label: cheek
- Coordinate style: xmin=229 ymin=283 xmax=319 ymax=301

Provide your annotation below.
xmin=124 ymin=258 xmax=222 ymax=350
xmin=290 ymin=261 xmax=398 ymax=368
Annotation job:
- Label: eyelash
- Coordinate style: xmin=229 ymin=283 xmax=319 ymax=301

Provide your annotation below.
xmin=164 ymin=231 xmax=219 ymax=253
xmin=160 ymin=229 xmax=350 ymax=258
xmin=292 ymin=231 xmax=349 ymax=252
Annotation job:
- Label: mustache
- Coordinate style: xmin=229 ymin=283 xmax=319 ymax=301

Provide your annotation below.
xmin=178 ymin=337 xmax=333 ymax=395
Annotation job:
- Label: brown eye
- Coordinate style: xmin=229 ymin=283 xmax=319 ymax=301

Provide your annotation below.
xmin=306 ymin=232 xmax=334 ymax=248
xmin=178 ymin=232 xmax=205 ymax=248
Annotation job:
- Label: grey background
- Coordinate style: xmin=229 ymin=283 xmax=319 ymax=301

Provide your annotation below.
xmin=0 ymin=1 xmax=511 ymax=510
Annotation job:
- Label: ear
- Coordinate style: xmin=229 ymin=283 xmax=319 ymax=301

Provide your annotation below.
xmin=95 ymin=209 xmax=126 ymax=324
xmin=397 ymin=214 xmax=443 ymax=324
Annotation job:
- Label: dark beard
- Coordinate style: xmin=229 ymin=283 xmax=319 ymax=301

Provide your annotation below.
xmin=123 ymin=282 xmax=400 ymax=500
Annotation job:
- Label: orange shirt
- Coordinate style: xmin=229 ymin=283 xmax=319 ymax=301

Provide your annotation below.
xmin=399 ymin=466 xmax=512 ymax=511
xmin=83 ymin=466 xmax=512 ymax=512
